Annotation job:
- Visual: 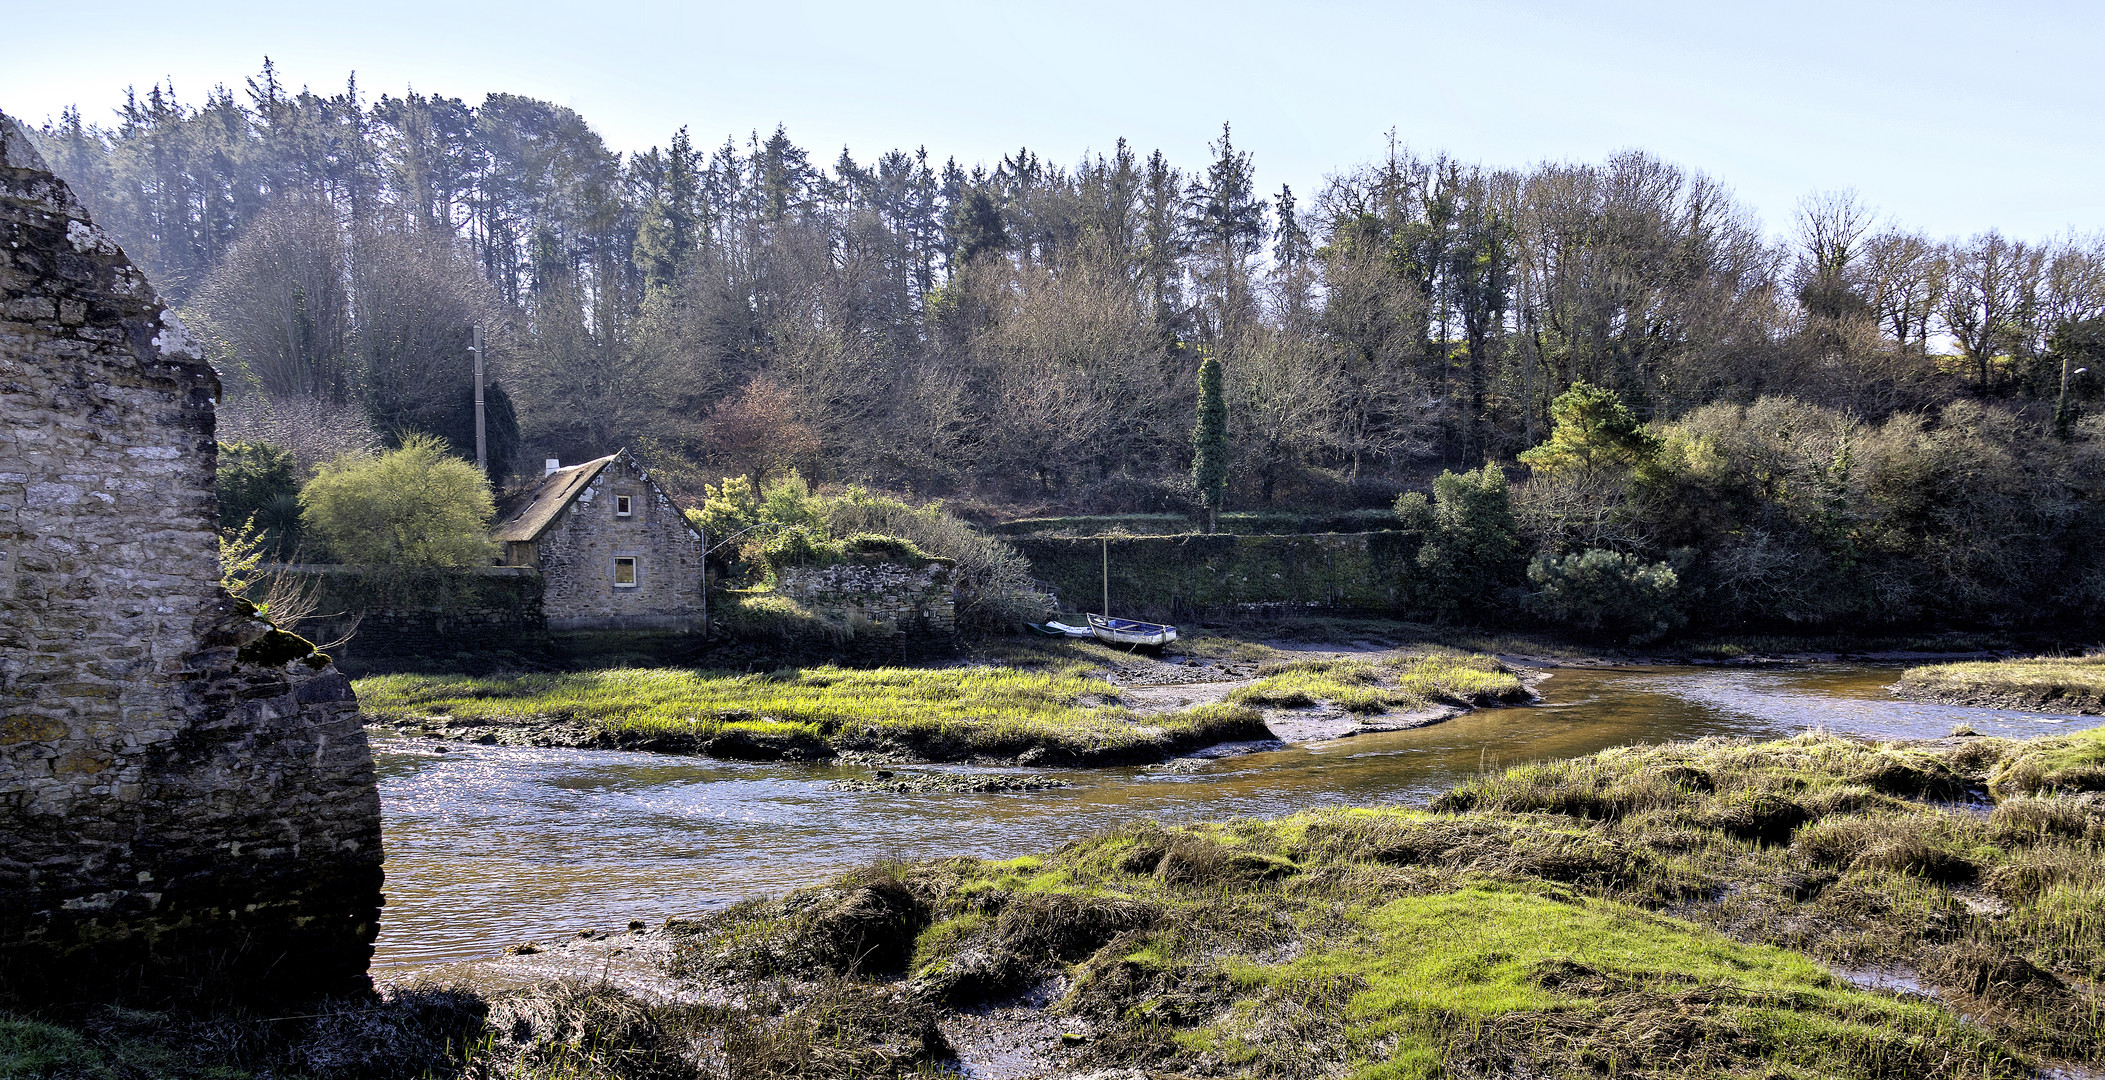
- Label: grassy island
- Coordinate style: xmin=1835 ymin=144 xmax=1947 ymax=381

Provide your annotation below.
xmin=1227 ymin=652 xmax=1528 ymax=715
xmin=1897 ymin=653 xmax=2105 ymax=715
xmin=355 ymin=662 xmax=1259 ymax=763
xmin=352 ymin=645 xmax=1528 ymax=763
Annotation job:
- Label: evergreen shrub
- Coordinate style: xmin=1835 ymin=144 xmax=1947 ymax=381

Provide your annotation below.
xmin=1527 ymin=548 xmax=1688 ymax=643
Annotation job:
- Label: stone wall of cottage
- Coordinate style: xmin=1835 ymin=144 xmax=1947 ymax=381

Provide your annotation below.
xmin=779 ymin=558 xmax=957 ymax=655
xmin=536 ymin=456 xmax=704 ymax=631
xmin=0 ymin=115 xmax=381 ymax=1008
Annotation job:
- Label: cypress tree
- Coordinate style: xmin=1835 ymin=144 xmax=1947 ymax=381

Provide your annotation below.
xmin=1192 ymin=354 xmax=1230 ymax=533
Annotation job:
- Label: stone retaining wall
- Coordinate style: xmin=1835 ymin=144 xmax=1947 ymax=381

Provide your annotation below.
xmin=0 ymin=114 xmax=382 ymax=1008
xmin=284 ymin=565 xmax=548 ymax=675
xmin=779 ymin=557 xmax=957 ymax=659
xmin=1011 ymin=532 xmax=1420 ymax=618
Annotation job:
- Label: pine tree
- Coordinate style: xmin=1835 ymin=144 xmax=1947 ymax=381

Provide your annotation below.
xmin=636 ymin=127 xmax=700 ymax=297
xmin=1182 ymin=123 xmax=1267 ymax=346
xmin=1271 ymin=183 xmax=1316 ymax=333
xmin=1192 ymin=354 xmax=1230 ymax=533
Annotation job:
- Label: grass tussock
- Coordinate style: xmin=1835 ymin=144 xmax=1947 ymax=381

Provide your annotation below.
xmin=653 ymin=729 xmax=2105 ymax=1079
xmin=0 ymin=975 xmax=954 ymax=1080
xmin=1985 ymin=724 xmax=2105 ymax=798
xmin=356 ymin=662 xmax=1267 ymax=764
xmin=1898 ymin=652 xmax=2105 ymax=714
xmin=0 ymin=984 xmax=488 ymax=1080
xmin=1228 ymin=649 xmax=1527 ymax=716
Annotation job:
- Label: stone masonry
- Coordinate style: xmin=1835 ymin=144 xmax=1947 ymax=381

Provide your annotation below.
xmin=779 ymin=557 xmax=957 ymax=642
xmin=0 ymin=113 xmax=382 ymax=1007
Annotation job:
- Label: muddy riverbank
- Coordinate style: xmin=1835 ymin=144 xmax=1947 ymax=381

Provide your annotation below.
xmin=1892 ymin=654 xmax=2105 ymax=716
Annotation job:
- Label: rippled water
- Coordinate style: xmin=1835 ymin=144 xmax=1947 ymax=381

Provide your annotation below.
xmin=371 ymin=664 xmax=2103 ymax=968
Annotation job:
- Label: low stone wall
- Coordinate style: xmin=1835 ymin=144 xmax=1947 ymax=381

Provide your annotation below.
xmin=778 ymin=557 xmax=957 ymax=660
xmin=1011 ymin=532 xmax=1420 ymax=618
xmin=286 ymin=566 xmax=550 ymax=675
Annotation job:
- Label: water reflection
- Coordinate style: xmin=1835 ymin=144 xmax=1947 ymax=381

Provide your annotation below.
xmin=372 ymin=664 xmax=2103 ymax=967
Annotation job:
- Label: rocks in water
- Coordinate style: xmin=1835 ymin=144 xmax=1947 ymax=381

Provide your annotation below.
xmin=829 ymin=771 xmax=1071 ymax=794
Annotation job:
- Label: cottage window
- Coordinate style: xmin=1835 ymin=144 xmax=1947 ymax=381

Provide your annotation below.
xmin=614 ymin=494 xmax=633 ymax=517
xmin=613 ymin=557 xmax=638 ymax=587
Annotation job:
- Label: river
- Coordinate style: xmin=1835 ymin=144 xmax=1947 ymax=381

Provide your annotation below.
xmin=369 ymin=663 xmax=2104 ymax=969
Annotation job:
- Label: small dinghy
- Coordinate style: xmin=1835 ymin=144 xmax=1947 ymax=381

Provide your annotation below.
xmin=1088 ymin=613 xmax=1177 ymax=648
xmin=1034 ymin=620 xmax=1096 ymax=638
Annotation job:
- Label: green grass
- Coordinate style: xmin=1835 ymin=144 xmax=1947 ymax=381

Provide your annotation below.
xmin=1228 ymin=650 xmax=1527 ymax=715
xmin=1899 ymin=652 xmax=2105 ymax=715
xmin=0 ymin=1015 xmax=118 ymax=1079
xmin=356 ymin=662 xmax=1267 ymax=763
xmin=1218 ymin=885 xmax=2001 ymax=1080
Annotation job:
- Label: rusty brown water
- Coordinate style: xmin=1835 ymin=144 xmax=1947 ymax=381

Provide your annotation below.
xmin=370 ymin=664 xmax=2105 ymax=968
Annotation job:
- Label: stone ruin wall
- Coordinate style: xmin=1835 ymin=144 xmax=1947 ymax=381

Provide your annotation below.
xmin=0 ymin=114 xmax=382 ymax=1007
xmin=779 ymin=558 xmax=957 ymax=660
xmin=538 ymin=455 xmax=704 ymax=631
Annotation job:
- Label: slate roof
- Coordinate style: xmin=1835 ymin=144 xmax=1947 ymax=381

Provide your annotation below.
xmin=491 ymin=451 xmax=621 ymax=542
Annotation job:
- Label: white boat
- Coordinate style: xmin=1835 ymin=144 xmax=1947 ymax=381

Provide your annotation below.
xmin=1088 ymin=613 xmax=1177 ymax=648
xmin=1042 ymin=620 xmax=1095 ymax=638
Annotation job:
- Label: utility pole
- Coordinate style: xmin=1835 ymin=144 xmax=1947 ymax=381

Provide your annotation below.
xmin=1101 ymin=537 xmax=1109 ymax=618
xmin=2058 ymin=361 xmax=2090 ymax=439
xmin=472 ymin=325 xmax=487 ymax=476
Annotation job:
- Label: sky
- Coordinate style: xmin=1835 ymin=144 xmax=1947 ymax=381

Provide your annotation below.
xmin=1 ymin=0 xmax=2099 ymax=243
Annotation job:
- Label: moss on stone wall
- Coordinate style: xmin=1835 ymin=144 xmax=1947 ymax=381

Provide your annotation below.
xmin=1012 ymin=532 xmax=1422 ymax=616
xmin=284 ymin=567 xmax=549 ymax=674
xmin=288 ymin=565 xmax=545 ymax=617
xmin=992 ymin=509 xmax=1400 ymax=537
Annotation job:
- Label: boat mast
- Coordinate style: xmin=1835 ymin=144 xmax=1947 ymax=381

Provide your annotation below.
xmin=1101 ymin=536 xmax=1109 ymax=619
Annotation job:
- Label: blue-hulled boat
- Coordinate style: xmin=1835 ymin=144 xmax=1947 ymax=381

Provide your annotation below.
xmin=1087 ymin=613 xmax=1177 ymax=647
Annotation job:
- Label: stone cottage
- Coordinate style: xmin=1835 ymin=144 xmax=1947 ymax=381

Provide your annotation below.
xmin=493 ymin=450 xmax=704 ymax=630
xmin=0 ymin=113 xmax=382 ymax=1007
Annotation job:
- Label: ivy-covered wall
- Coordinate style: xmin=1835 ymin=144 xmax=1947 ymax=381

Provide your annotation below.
xmin=1012 ymin=532 xmax=1422 ymax=617
xmin=287 ymin=566 xmax=548 ymax=674
xmin=991 ymin=509 xmax=1400 ymax=537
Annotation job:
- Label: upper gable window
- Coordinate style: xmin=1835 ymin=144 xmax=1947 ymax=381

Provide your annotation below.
xmin=614 ymin=494 xmax=634 ymax=517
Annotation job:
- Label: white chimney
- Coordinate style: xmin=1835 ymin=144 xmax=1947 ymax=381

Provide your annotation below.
xmin=544 ymin=458 xmax=561 ymax=477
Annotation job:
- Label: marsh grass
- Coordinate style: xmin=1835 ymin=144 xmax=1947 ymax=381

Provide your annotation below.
xmin=1986 ymin=726 xmax=2105 ymax=797
xmin=660 ymin=730 xmax=2105 ymax=1079
xmin=1899 ymin=652 xmax=2105 ymax=714
xmin=356 ymin=662 xmax=1266 ymax=762
xmin=1229 ymin=650 xmax=1527 ymax=716
xmin=0 ymin=983 xmax=487 ymax=1080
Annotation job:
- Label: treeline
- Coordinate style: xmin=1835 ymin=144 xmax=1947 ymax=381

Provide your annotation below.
xmin=1403 ymin=385 xmax=2105 ymax=638
xmin=26 ymin=64 xmax=2105 ymax=631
